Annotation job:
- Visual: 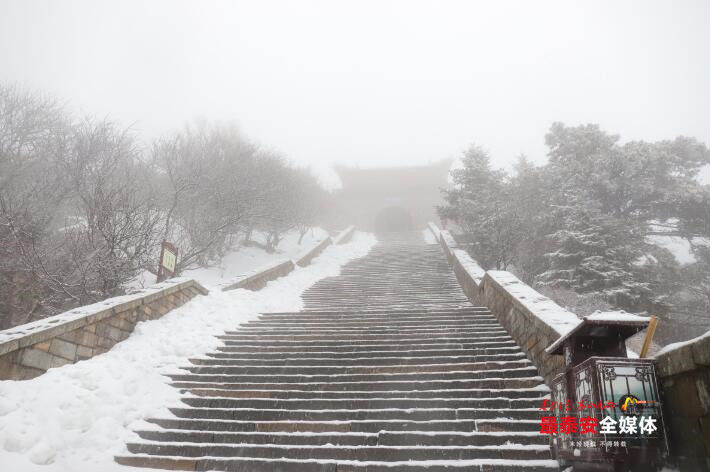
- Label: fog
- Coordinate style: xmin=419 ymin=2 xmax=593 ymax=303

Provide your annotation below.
xmin=1 ymin=0 xmax=709 ymax=185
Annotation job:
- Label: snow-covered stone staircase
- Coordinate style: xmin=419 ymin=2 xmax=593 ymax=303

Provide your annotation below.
xmin=116 ymin=232 xmax=559 ymax=471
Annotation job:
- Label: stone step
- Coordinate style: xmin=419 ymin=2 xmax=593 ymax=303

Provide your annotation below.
xmin=191 ymin=353 xmax=527 ymax=366
xmin=116 ymin=454 xmax=561 ymax=471
xmin=181 ymin=387 xmax=549 ymax=400
xmin=210 ymin=346 xmax=524 ymax=358
xmin=220 ymin=336 xmax=514 ymax=347
xmin=134 ymin=429 xmax=548 ymax=447
xmin=230 ymin=326 xmax=506 ymax=335
xmin=173 ymin=365 xmax=539 ymax=383
xmin=167 ymin=406 xmax=545 ymax=421
xmin=124 ymin=442 xmax=551 ymax=461
xmin=168 ymin=376 xmax=545 ymax=391
xmin=183 ymin=360 xmax=532 ymax=376
xmin=178 ymin=396 xmax=544 ymax=410
xmin=218 ymin=331 xmax=509 ymax=341
xmin=145 ymin=417 xmax=544 ymax=433
xmin=116 ymin=235 xmax=556 ymax=471
xmin=214 ymin=341 xmax=518 ymax=353
xmin=257 ymin=309 xmax=490 ymax=318
xmin=236 ymin=319 xmax=500 ymax=328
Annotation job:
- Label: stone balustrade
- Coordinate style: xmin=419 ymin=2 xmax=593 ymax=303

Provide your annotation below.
xmin=653 ymin=332 xmax=710 ymax=469
xmin=0 ymin=228 xmax=350 ymax=381
xmin=220 ymin=260 xmax=296 ymax=291
xmin=333 ymin=225 xmax=356 ymax=245
xmin=429 ymin=223 xmax=581 ymax=385
xmin=296 ymin=237 xmax=332 ymax=267
xmin=0 ymin=279 xmax=208 ymax=381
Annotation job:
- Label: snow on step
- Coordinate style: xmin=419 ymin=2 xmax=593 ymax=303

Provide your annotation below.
xmin=117 ymin=231 xmax=556 ymax=470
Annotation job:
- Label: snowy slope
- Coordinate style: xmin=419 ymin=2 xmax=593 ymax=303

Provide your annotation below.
xmin=130 ymin=228 xmax=330 ymax=291
xmin=0 ymin=232 xmax=376 ymax=472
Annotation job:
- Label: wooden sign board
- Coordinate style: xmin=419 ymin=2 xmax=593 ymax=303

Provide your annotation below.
xmin=157 ymin=241 xmax=178 ymax=282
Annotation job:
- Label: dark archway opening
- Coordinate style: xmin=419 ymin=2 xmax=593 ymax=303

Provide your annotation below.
xmin=374 ymin=206 xmax=415 ymax=233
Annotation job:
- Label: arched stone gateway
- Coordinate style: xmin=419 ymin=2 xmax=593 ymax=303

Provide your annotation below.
xmin=330 ymin=159 xmax=452 ymax=231
xmin=374 ymin=206 xmax=414 ymax=233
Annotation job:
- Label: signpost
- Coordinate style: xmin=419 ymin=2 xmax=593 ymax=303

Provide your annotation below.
xmin=157 ymin=241 xmax=178 ymax=283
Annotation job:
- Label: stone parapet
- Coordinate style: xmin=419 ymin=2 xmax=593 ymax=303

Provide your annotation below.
xmin=431 ymin=222 xmax=581 ymax=385
xmin=296 ymin=237 xmax=332 ymax=267
xmin=654 ymin=332 xmax=710 ymax=469
xmin=220 ymin=260 xmax=295 ymax=291
xmin=333 ymin=225 xmax=356 ymax=245
xmin=0 ymin=279 xmax=208 ymax=380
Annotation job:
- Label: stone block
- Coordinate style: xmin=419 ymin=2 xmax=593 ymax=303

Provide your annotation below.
xmin=58 ymin=330 xmax=78 ymax=343
xmin=76 ymin=330 xmax=99 ymax=348
xmin=665 ymin=374 xmax=703 ymax=418
xmin=107 ymin=327 xmax=123 ymax=342
xmin=96 ymin=336 xmax=114 ymax=349
xmin=698 ymin=370 xmax=710 ymax=416
xmin=95 ymin=322 xmax=110 ymax=338
xmin=692 ymin=336 xmax=710 ymax=367
xmin=658 ymin=345 xmax=697 ymax=377
xmin=76 ymin=345 xmax=93 ymax=360
xmin=50 ymin=355 xmax=71 ymax=369
xmin=0 ymin=351 xmax=18 ymax=379
xmin=33 ymin=341 xmax=51 ymax=351
xmin=19 ymin=348 xmax=53 ymax=371
xmin=49 ymin=338 xmax=78 ymax=361
xmin=0 ymin=338 xmax=20 ymax=357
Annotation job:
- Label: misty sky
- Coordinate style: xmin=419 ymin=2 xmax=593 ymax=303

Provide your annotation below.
xmin=1 ymin=0 xmax=709 ymax=186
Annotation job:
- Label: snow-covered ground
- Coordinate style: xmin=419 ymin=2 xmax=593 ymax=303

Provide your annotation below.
xmin=130 ymin=228 xmax=330 ymax=291
xmin=646 ymin=219 xmax=710 ymax=266
xmin=0 ymin=232 xmax=377 ymax=472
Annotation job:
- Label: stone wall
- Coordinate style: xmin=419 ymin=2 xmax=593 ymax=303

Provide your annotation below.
xmin=220 ymin=260 xmax=295 ymax=291
xmin=334 ymin=225 xmax=356 ymax=245
xmin=429 ymin=223 xmax=710 ymax=468
xmin=296 ymin=237 xmax=332 ymax=267
xmin=221 ymin=232 xmax=342 ymax=292
xmin=654 ymin=333 xmax=710 ymax=470
xmin=478 ymin=271 xmax=579 ymax=385
xmin=0 ymin=279 xmax=208 ymax=381
xmin=430 ymin=223 xmax=581 ymax=386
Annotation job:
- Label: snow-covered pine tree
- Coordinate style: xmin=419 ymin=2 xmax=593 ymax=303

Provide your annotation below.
xmin=534 ymin=199 xmax=651 ymax=308
xmin=437 ymin=145 xmax=520 ymax=269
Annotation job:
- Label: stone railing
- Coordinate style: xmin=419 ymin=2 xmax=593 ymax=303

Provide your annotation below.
xmin=333 ymin=225 xmax=356 ymax=245
xmin=296 ymin=237 xmax=332 ymax=267
xmin=429 ymin=223 xmax=581 ymax=385
xmin=221 ymin=231 xmax=346 ymax=291
xmin=220 ymin=260 xmax=296 ymax=291
xmin=0 ymin=227 xmax=353 ymax=380
xmin=653 ymin=332 xmax=710 ymax=469
xmin=0 ymin=279 xmax=208 ymax=381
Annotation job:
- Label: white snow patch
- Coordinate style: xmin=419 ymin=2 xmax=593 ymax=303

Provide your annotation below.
xmin=0 ymin=232 xmax=376 ymax=472
xmin=655 ymin=328 xmax=710 ymax=358
xmin=646 ymin=219 xmax=710 ymax=266
xmin=697 ymin=164 xmax=710 ymax=186
xmin=487 ymin=271 xmax=581 ymax=336
xmin=646 ymin=234 xmax=697 ymax=265
xmin=183 ymin=228 xmax=329 ymax=290
xmin=585 ymin=311 xmax=649 ymax=323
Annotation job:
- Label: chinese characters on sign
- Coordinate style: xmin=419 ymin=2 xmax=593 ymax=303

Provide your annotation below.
xmin=540 ymin=415 xmax=657 ymax=435
xmin=157 ymin=241 xmax=178 ymax=282
xmin=539 ymin=399 xmax=658 ymax=441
